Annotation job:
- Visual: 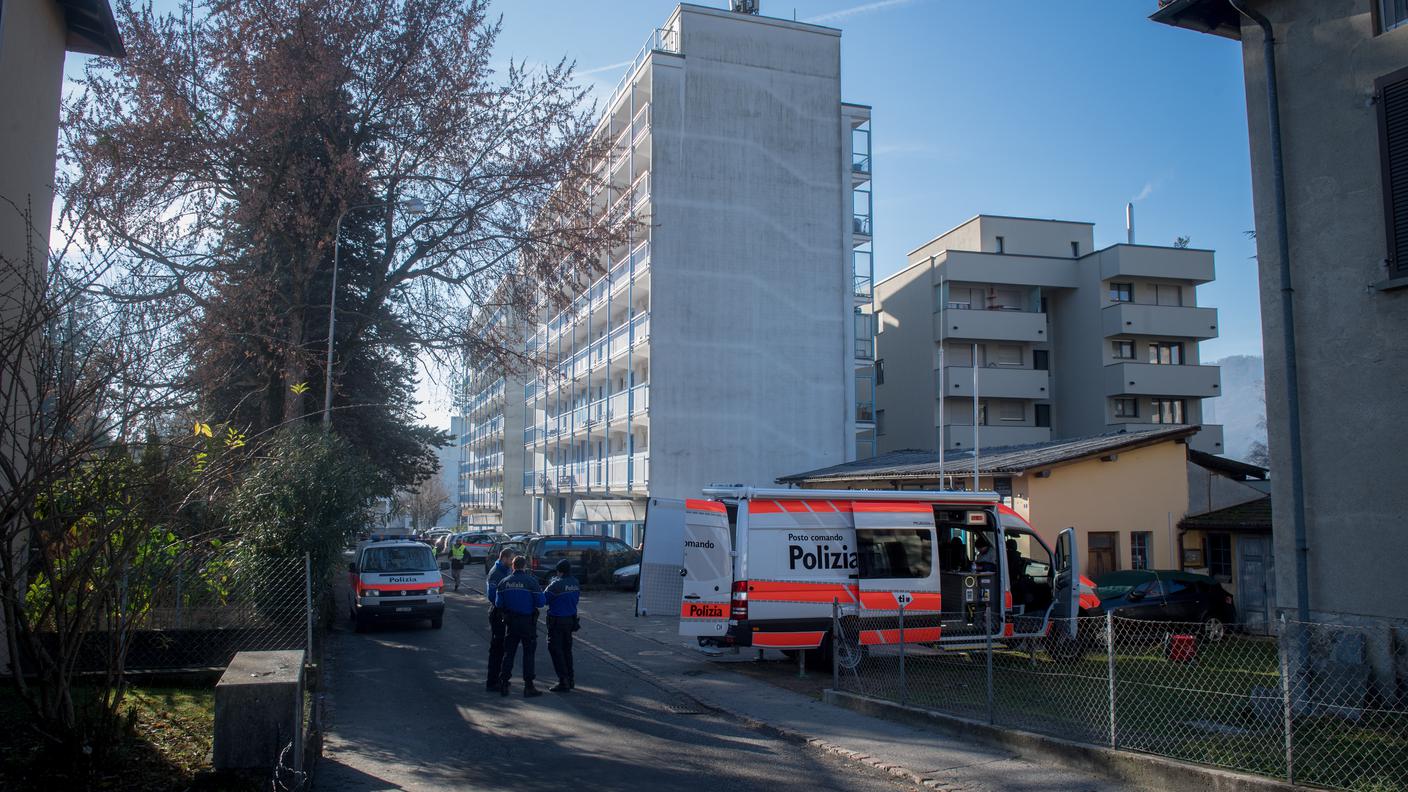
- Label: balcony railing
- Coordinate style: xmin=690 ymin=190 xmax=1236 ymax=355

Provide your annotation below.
xmin=856 ymin=401 xmax=875 ymax=423
xmin=853 ymin=214 xmax=872 ymax=236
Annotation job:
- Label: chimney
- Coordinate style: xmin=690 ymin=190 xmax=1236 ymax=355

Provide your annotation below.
xmin=1126 ymin=202 xmax=1135 ymax=245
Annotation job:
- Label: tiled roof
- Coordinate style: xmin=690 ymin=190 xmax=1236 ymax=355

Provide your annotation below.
xmin=778 ymin=426 xmax=1199 ymax=484
xmin=1180 ymin=497 xmax=1273 ymax=531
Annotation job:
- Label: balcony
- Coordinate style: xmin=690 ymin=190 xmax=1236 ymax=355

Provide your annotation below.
xmin=856 ymin=401 xmax=875 ymax=425
xmin=853 ymin=214 xmax=872 ymax=238
xmin=526 ymin=452 xmax=649 ymax=495
xmin=1102 ymin=302 xmax=1219 ymax=339
xmin=1104 ymin=362 xmax=1221 ymax=398
xmin=942 ymin=366 xmax=1050 ymax=400
xmin=1106 ymin=422 xmax=1223 ymax=454
xmin=1098 ymin=244 xmax=1214 ymax=284
xmin=937 ymin=308 xmax=1048 ymax=343
xmin=940 ymin=424 xmax=1052 ymax=449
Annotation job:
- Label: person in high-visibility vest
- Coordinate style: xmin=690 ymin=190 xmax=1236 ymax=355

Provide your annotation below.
xmin=450 ymin=540 xmax=466 ymax=591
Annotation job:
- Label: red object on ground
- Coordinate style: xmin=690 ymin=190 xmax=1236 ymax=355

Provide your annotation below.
xmin=1167 ymin=633 xmax=1198 ymax=663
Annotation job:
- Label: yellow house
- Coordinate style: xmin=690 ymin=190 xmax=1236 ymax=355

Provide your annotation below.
xmin=778 ymin=426 xmax=1198 ymax=579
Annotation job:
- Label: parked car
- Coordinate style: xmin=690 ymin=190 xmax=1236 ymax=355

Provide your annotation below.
xmin=484 ymin=538 xmax=528 ymax=573
xmin=459 ymin=532 xmax=506 ymax=563
xmin=522 ymin=535 xmax=639 ymax=587
xmin=612 ymin=563 xmax=639 ymax=591
xmin=1090 ymin=570 xmax=1236 ymax=641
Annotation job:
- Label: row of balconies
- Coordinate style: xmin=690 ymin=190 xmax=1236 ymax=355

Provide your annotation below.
xmin=524 ymin=384 xmax=650 ymax=445
xmin=526 ymin=240 xmax=652 ymax=358
xmin=527 ymin=314 xmax=651 ymax=401
xmin=935 ymin=303 xmax=1218 ymax=347
xmin=523 ymin=452 xmax=649 ymax=496
xmin=462 ymin=377 xmax=505 ymax=418
xmin=460 ymin=414 xmax=504 ymax=447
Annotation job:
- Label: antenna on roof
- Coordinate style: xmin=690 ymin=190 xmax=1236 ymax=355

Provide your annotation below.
xmin=1126 ymin=202 xmax=1136 ymax=244
xmin=731 ymin=0 xmax=760 ymax=14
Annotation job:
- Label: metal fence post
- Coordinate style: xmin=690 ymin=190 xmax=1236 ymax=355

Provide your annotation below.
xmin=898 ymin=600 xmax=907 ymax=707
xmin=1279 ymin=613 xmax=1294 ymax=784
xmin=1106 ymin=611 xmax=1117 ymax=748
xmin=985 ymin=603 xmax=995 ymax=725
xmin=831 ymin=598 xmax=840 ymax=692
xmin=304 ymin=553 xmax=314 ymax=660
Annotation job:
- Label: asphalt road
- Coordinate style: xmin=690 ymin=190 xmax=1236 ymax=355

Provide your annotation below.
xmin=316 ymin=569 xmax=922 ymax=792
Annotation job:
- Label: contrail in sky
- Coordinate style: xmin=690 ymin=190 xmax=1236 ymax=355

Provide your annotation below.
xmin=806 ymin=0 xmax=915 ymax=24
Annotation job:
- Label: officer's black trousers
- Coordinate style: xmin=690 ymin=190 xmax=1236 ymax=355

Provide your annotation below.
xmin=547 ymin=615 xmax=575 ymax=684
xmin=500 ymin=613 xmax=537 ymax=686
xmin=488 ymin=607 xmax=507 ymax=683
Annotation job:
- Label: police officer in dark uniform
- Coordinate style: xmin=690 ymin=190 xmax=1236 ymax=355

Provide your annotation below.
xmin=484 ymin=548 xmax=515 ymax=693
xmin=543 ymin=559 xmax=581 ymax=693
xmin=491 ymin=556 xmax=546 ymax=698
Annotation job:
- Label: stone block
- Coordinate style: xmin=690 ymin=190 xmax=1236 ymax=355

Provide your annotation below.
xmin=213 ymin=650 xmax=305 ymax=772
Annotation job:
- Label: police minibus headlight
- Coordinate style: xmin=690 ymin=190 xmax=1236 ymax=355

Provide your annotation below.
xmin=427 ymin=587 xmax=441 ymax=595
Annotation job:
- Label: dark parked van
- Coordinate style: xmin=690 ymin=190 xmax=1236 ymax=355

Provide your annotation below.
xmin=524 ymin=535 xmax=639 ymax=586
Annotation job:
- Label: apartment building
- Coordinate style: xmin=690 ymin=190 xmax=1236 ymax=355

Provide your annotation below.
xmin=873 ymin=215 xmax=1223 ymax=457
xmin=460 ymin=3 xmax=868 ymax=538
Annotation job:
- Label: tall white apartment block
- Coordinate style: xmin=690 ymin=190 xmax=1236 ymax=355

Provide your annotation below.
xmin=873 ymin=215 xmax=1223 ymax=458
xmin=459 ymin=4 xmax=869 ymax=537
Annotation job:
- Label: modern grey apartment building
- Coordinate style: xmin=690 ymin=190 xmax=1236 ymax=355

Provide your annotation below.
xmin=872 ymin=215 xmax=1223 ymax=458
xmin=460 ymin=3 xmax=871 ymax=538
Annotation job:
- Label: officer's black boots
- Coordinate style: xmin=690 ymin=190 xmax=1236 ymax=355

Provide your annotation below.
xmin=524 ymin=683 xmax=543 ymax=698
xmin=550 ymin=681 xmax=570 ymax=693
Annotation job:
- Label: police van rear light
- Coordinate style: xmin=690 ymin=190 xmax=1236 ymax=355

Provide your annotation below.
xmin=731 ymin=580 xmax=749 ymax=620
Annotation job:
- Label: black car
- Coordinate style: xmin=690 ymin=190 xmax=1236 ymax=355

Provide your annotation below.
xmin=1091 ymin=569 xmax=1237 ymax=641
xmin=484 ymin=539 xmax=528 ymax=573
xmin=522 ymin=534 xmax=639 ymax=587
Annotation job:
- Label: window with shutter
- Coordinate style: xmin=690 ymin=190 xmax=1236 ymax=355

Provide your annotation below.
xmin=1377 ymin=66 xmax=1408 ymax=278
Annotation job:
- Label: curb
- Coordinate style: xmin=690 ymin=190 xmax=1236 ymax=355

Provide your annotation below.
xmin=825 ymin=689 xmax=1311 ymax=792
xmin=572 ymin=623 xmax=961 ymax=790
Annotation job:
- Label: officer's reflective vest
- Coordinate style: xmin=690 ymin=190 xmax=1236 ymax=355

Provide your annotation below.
xmin=451 ymin=543 xmax=466 ymax=561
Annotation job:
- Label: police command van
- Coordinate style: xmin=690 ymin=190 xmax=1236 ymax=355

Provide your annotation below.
xmin=639 ymin=487 xmax=1097 ymax=666
xmin=347 ymin=535 xmax=446 ymax=631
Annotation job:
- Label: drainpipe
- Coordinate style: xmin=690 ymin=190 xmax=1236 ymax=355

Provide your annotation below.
xmin=1228 ymin=0 xmax=1310 ymax=624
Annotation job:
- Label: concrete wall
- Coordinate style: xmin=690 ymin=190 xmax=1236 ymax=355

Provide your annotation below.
xmin=500 ymin=374 xmax=530 ymax=533
xmin=648 ymin=6 xmax=849 ymax=499
xmin=1186 ymin=461 xmax=1267 ymax=517
xmin=1235 ymin=0 xmax=1408 ymax=623
xmin=874 ymin=259 xmax=937 ymax=452
xmin=0 ymin=0 xmax=67 ymax=267
xmin=1024 ymin=439 xmax=1189 ymax=572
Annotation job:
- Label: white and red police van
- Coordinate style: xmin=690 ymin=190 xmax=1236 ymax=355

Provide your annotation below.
xmin=347 ymin=535 xmax=446 ymax=632
xmin=639 ymin=487 xmax=1096 ymax=665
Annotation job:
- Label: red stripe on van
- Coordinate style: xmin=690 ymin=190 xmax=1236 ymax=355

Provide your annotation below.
xmin=860 ymin=627 xmax=943 ymax=646
xmin=850 ymin=501 xmax=932 ymax=513
xmin=748 ymin=500 xmax=783 ymax=514
xmin=780 ymin=500 xmax=809 ymax=513
xmin=751 ymin=631 xmax=827 ymax=650
xmin=749 ymin=581 xmax=858 ymax=604
xmin=805 ymin=500 xmax=836 ymax=512
xmin=685 ymin=499 xmax=726 ymax=513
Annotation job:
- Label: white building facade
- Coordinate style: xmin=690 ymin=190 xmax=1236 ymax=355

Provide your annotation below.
xmin=461 ymin=4 xmax=868 ymax=539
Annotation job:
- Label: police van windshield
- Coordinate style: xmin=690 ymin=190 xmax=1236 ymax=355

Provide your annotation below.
xmin=858 ymin=529 xmax=932 ymax=579
xmin=361 ymin=545 xmax=436 ymax=573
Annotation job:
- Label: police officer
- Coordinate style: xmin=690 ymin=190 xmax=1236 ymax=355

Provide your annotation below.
xmin=449 ymin=540 xmax=466 ymax=591
xmin=492 ymin=556 xmax=546 ymax=698
xmin=543 ymin=559 xmax=580 ymax=693
xmin=484 ymin=548 xmax=515 ymax=693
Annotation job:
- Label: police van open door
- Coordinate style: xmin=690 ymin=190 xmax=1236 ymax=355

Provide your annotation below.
xmin=1053 ymin=527 xmax=1080 ymax=640
xmin=638 ymin=498 xmax=686 ymax=617
xmin=853 ymin=502 xmax=942 ymax=645
xmin=678 ymin=499 xmax=732 ymax=638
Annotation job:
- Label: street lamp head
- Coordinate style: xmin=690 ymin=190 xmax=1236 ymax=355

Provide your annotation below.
xmin=401 ymin=197 xmax=428 ymax=215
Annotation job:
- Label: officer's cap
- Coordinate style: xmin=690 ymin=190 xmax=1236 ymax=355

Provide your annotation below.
xmin=555 ymin=559 xmax=571 ymax=575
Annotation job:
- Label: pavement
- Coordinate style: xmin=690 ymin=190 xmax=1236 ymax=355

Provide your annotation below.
xmin=317 ymin=567 xmax=1135 ymax=791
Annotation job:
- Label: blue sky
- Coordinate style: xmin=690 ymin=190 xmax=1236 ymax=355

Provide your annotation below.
xmin=70 ymin=1 xmax=1263 ymax=427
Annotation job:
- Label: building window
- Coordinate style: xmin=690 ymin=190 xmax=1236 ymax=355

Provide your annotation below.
xmin=1380 ymin=0 xmax=1408 ymax=33
xmin=997 ymin=401 xmax=1024 ymax=422
xmin=995 ymin=344 xmax=1022 ymax=366
xmin=1150 ymin=341 xmax=1184 ymax=365
xmin=1035 ymin=403 xmax=1051 ymax=428
xmin=1114 ymin=397 xmax=1138 ymax=418
xmin=876 ymin=409 xmax=886 ymax=436
xmin=1208 ymin=533 xmax=1233 ymax=579
xmin=995 ymin=236 xmax=1005 ymax=253
xmin=1130 ymin=532 xmax=1151 ymax=570
xmin=1071 ymin=241 xmax=1081 ymax=257
xmin=1033 ymin=349 xmax=1049 ymax=370
xmin=1112 ymin=339 xmax=1136 ymax=360
xmin=1376 ymin=65 xmax=1408 ymax=277
xmin=1150 ymin=398 xmax=1186 ymax=424
xmin=1087 ymin=532 xmax=1118 ymax=578
xmin=1109 ymin=282 xmax=1133 ymax=303
xmin=1155 ymin=284 xmax=1183 ymax=306
xmin=875 ymin=358 xmax=885 ymax=385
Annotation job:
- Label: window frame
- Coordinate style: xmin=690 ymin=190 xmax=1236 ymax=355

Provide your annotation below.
xmin=1378 ymin=0 xmax=1408 ymax=34
xmin=1150 ymin=398 xmax=1187 ymax=425
xmin=1207 ymin=533 xmax=1233 ymax=579
xmin=1114 ymin=397 xmax=1139 ymax=419
xmin=1109 ymin=282 xmax=1134 ymax=303
xmin=1375 ymin=64 xmax=1408 ymax=279
xmin=1112 ymin=339 xmax=1136 ymax=360
xmin=1130 ymin=531 xmax=1152 ymax=571
xmin=1150 ymin=341 xmax=1185 ymax=365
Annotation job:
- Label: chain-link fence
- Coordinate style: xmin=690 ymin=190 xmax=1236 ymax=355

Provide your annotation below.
xmin=121 ymin=551 xmax=314 ymax=672
xmin=833 ymin=606 xmax=1408 ymax=791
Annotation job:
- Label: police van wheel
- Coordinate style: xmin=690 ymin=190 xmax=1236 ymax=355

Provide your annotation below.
xmin=430 ymin=617 xmax=443 ymax=629
xmin=818 ymin=631 xmax=866 ymax=672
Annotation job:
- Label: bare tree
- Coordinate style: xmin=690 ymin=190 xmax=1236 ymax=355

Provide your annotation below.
xmin=402 ymin=474 xmax=453 ymax=532
xmin=59 ymin=0 xmax=630 ymax=476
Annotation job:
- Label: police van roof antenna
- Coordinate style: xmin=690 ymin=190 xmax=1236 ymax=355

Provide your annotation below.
xmin=731 ymin=0 xmax=760 ymax=14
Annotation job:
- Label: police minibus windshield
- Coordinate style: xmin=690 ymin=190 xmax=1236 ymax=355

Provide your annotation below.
xmin=361 ymin=546 xmax=436 ymax=573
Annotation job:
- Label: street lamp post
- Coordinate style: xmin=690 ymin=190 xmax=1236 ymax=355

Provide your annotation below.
xmin=322 ymin=197 xmax=426 ymax=428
